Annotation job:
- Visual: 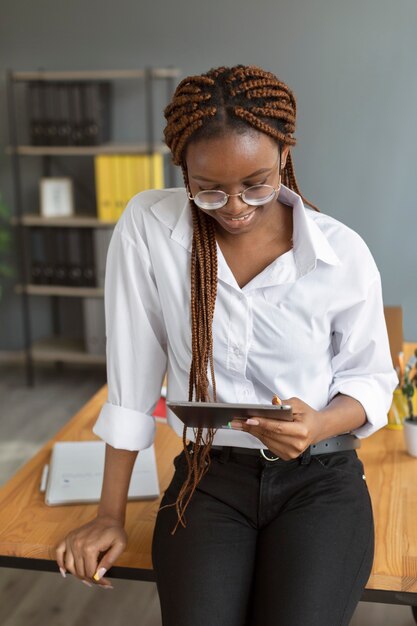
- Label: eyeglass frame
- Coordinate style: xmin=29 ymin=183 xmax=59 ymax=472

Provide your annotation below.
xmin=187 ymin=151 xmax=284 ymax=211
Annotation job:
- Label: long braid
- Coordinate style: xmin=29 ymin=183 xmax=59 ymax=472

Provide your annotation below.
xmin=163 ymin=65 xmax=318 ymax=532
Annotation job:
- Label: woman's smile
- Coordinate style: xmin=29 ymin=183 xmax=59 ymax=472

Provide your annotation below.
xmin=217 ymin=208 xmax=258 ymax=228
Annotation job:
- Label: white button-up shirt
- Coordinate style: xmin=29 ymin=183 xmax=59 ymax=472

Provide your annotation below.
xmin=92 ymin=185 xmax=399 ymax=451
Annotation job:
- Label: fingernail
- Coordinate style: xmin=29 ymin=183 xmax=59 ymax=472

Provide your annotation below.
xmin=59 ymin=567 xmax=67 ymax=579
xmin=99 ymin=585 xmax=114 ymax=590
xmin=246 ymin=418 xmax=259 ymax=426
xmin=229 ymin=421 xmax=244 ymax=430
xmin=82 ymin=580 xmax=93 ymax=587
xmin=93 ymin=567 xmax=107 ymax=581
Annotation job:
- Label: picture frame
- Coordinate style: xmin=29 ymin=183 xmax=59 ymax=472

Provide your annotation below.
xmin=40 ymin=177 xmax=75 ymax=218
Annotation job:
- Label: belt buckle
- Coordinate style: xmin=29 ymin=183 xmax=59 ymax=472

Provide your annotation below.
xmin=260 ymin=448 xmax=280 ymax=462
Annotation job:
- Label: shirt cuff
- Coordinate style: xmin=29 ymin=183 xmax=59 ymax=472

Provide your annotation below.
xmin=327 ymin=379 xmax=392 ymax=439
xmin=92 ymin=401 xmax=156 ymax=450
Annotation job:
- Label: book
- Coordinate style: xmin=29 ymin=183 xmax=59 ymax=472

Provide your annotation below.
xmin=44 ymin=441 xmax=160 ymax=505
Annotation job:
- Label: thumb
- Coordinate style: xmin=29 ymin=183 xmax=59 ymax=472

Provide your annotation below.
xmin=93 ymin=539 xmax=125 ymax=581
xmin=272 ymin=394 xmax=282 ymax=406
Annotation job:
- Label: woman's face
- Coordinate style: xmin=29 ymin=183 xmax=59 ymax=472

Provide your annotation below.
xmin=185 ymin=130 xmax=289 ymax=238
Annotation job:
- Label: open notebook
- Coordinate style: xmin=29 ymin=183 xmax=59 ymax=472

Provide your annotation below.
xmin=43 ymin=441 xmax=160 ymax=506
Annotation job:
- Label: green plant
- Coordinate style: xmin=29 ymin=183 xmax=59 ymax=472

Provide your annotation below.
xmin=401 ymin=348 xmax=417 ymax=421
xmin=0 ymin=193 xmax=14 ymax=300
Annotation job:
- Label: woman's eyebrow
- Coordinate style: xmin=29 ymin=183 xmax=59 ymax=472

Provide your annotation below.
xmin=191 ymin=165 xmax=274 ymax=183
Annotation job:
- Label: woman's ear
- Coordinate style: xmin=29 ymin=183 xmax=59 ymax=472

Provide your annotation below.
xmin=281 ymin=146 xmax=290 ymax=170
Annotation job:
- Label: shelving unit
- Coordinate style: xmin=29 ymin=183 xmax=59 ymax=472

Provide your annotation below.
xmin=6 ymin=66 xmax=180 ymax=385
xmin=5 ymin=142 xmax=169 ymax=156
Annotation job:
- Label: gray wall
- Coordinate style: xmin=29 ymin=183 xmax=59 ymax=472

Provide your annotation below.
xmin=1 ymin=0 xmax=416 ymax=346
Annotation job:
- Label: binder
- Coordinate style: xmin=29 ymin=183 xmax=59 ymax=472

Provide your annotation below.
xmin=27 ymin=82 xmax=44 ymax=146
xmin=69 ymin=83 xmax=84 ymax=146
xmin=79 ymin=229 xmax=96 ymax=287
xmin=83 ymin=297 xmax=106 ymax=355
xmin=93 ymin=228 xmax=114 ymax=289
xmin=44 ymin=441 xmax=160 ymax=505
xmin=57 ymin=83 xmax=72 ymax=146
xmin=149 ymin=153 xmax=164 ymax=189
xmin=120 ymin=155 xmax=133 ymax=209
xmin=30 ymin=227 xmax=46 ymax=284
xmin=132 ymin=155 xmax=145 ymax=195
xmin=53 ymin=228 xmax=69 ymax=285
xmin=113 ymin=155 xmax=126 ymax=220
xmin=67 ymin=229 xmax=83 ymax=286
xmin=94 ymin=155 xmax=115 ymax=221
xmin=43 ymin=227 xmax=56 ymax=284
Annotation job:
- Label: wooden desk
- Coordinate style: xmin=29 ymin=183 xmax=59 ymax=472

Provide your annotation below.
xmin=0 ymin=385 xmax=182 ymax=581
xmin=0 ymin=385 xmax=416 ymax=612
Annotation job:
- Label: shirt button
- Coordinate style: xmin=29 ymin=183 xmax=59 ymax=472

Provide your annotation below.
xmin=233 ymin=347 xmax=241 ymax=355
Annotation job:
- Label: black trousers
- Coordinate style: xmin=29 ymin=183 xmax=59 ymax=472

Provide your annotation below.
xmin=151 ymin=445 xmax=374 ymax=626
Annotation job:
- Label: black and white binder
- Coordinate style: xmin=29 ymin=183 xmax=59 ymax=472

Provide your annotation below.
xmin=43 ymin=441 xmax=160 ymax=505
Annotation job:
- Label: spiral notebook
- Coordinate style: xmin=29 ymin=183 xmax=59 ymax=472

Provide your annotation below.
xmin=43 ymin=441 xmax=160 ymax=506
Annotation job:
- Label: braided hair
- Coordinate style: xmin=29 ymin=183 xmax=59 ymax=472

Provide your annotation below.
xmin=163 ymin=64 xmax=319 ymax=533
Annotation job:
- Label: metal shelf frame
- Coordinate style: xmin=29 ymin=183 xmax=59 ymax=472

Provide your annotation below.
xmin=6 ymin=66 xmax=179 ymax=385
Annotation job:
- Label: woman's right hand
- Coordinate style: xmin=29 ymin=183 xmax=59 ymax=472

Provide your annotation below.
xmin=55 ymin=515 xmax=128 ymax=589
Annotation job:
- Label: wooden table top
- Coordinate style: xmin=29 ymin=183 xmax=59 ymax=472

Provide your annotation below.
xmin=0 ymin=385 xmax=182 ymax=578
xmin=0 ymin=384 xmax=416 ymax=596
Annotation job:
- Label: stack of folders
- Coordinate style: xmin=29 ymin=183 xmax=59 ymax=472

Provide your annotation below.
xmin=94 ymin=153 xmax=164 ymax=222
xmin=27 ymin=81 xmax=112 ymax=146
xmin=30 ymin=228 xmax=96 ymax=287
xmin=43 ymin=441 xmax=160 ymax=506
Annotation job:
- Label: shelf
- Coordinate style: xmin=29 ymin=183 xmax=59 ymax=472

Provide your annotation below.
xmin=6 ymin=142 xmax=170 ymax=156
xmin=11 ymin=68 xmax=181 ymax=82
xmin=31 ymin=336 xmax=106 ymax=365
xmin=12 ymin=214 xmax=116 ymax=228
xmin=15 ymin=284 xmax=104 ymax=297
xmin=7 ymin=65 xmax=178 ymax=385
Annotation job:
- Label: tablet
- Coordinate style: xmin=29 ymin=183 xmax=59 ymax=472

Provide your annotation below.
xmin=166 ymin=401 xmax=293 ymax=429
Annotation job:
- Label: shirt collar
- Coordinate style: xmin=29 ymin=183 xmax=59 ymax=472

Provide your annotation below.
xmin=150 ymin=186 xmax=341 ymax=273
xmin=279 ymin=185 xmax=341 ymax=273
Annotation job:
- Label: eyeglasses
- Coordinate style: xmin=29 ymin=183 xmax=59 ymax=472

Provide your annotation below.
xmin=188 ymin=183 xmax=281 ymax=210
xmin=188 ymin=161 xmax=282 ymax=211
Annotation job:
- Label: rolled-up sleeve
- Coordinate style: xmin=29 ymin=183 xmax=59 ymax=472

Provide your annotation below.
xmin=328 ymin=272 xmax=399 ymax=438
xmin=92 ymin=224 xmax=168 ymax=451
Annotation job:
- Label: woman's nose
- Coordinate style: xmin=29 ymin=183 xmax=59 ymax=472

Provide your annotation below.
xmin=225 ymin=192 xmax=247 ymax=212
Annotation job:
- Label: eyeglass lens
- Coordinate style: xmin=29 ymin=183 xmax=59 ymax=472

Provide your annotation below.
xmin=194 ymin=185 xmax=277 ymax=210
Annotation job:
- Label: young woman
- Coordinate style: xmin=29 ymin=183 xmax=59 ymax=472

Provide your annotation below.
xmin=56 ymin=65 xmax=398 ymax=626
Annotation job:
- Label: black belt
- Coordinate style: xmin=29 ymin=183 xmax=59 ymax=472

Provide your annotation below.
xmin=212 ymin=433 xmax=360 ymax=462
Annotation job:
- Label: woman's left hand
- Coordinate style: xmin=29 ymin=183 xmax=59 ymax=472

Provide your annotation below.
xmin=229 ymin=397 xmax=325 ymax=460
